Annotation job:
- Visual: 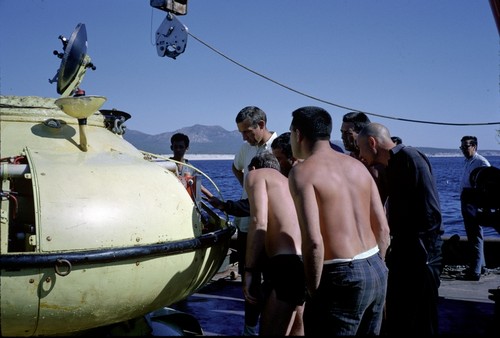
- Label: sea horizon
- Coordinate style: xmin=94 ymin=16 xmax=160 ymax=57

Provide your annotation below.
xmin=181 ymin=153 xmax=475 ymax=161
xmin=176 ymin=154 xmax=235 ymax=160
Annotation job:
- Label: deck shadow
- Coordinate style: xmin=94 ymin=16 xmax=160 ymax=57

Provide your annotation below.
xmin=438 ymin=297 xmax=496 ymax=335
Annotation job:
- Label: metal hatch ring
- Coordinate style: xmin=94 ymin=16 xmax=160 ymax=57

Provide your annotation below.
xmin=54 ymin=258 xmax=72 ymax=276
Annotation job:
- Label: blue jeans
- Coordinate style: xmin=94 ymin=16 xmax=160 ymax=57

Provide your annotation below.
xmin=303 ymin=252 xmax=388 ymax=336
xmin=461 ymin=199 xmax=486 ymax=275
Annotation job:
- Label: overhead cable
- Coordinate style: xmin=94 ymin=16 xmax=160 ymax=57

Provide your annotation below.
xmin=188 ymin=32 xmax=500 ymax=127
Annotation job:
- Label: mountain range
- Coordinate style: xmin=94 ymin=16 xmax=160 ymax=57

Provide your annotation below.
xmin=123 ymin=124 xmax=243 ymax=155
xmin=123 ymin=124 xmax=500 ymax=157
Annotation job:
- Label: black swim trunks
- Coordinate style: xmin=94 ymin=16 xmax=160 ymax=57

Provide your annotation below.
xmin=262 ymin=254 xmax=306 ymax=306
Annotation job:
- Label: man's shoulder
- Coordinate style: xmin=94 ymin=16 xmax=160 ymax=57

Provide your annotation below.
xmin=268 ymin=131 xmax=278 ymax=140
xmin=475 ymin=153 xmax=491 ymax=164
xmin=395 ymin=145 xmax=429 ymax=162
xmin=247 ymin=169 xmax=283 ymax=189
xmin=263 ymin=131 xmax=278 ymax=147
xmin=293 ymin=152 xmax=332 ymax=173
xmin=250 ymin=167 xmax=282 ymax=178
xmin=234 ymin=142 xmax=254 ymax=163
xmin=265 ymin=170 xmax=288 ymax=188
xmin=236 ymin=141 xmax=253 ymax=151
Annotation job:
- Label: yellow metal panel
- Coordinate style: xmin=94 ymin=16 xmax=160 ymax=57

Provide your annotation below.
xmin=26 ymin=148 xmax=196 ymax=252
xmin=0 ymin=269 xmax=40 ymax=336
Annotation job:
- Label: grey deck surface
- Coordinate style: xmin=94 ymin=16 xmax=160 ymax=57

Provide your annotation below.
xmin=171 ymin=263 xmax=500 ymax=336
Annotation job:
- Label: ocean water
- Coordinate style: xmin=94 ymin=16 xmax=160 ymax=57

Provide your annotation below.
xmin=191 ymin=156 xmax=500 ymax=238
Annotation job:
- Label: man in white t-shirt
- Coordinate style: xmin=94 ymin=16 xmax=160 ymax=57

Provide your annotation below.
xmin=232 ymin=106 xmax=277 ymax=335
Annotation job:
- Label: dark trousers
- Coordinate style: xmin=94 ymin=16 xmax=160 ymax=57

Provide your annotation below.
xmin=385 ymin=235 xmax=443 ymax=335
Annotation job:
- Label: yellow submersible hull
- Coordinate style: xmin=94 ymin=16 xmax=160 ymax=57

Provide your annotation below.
xmin=0 ymin=95 xmax=235 ymax=336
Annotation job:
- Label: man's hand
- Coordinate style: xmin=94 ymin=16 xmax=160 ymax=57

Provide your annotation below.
xmin=206 ymin=196 xmax=225 ymax=211
xmin=242 ymin=272 xmax=260 ymax=305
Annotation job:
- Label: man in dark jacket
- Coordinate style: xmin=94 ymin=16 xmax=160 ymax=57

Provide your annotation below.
xmin=357 ymin=122 xmax=444 ymax=336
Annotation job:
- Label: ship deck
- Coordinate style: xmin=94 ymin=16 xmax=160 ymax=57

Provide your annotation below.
xmin=171 ymin=236 xmax=500 ymax=336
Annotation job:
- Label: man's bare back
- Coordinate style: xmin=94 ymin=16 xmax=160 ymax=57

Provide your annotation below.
xmin=245 ymin=167 xmax=301 ymax=258
xmin=287 ymin=105 xmax=389 ymax=335
xmin=290 ymin=147 xmax=387 ymax=261
xmin=244 ymin=153 xmax=305 ymax=336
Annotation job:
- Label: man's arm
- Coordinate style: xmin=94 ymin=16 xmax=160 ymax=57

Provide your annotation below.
xmin=232 ymin=163 xmax=244 ymax=187
xmin=244 ymin=171 xmax=268 ymax=270
xmin=202 ymin=187 xmax=250 ymax=216
xmin=225 ymin=199 xmax=250 ymax=216
xmin=204 ymin=196 xmax=250 ymax=217
xmin=369 ymin=178 xmax=391 ymax=259
xmin=243 ymin=171 xmax=268 ymax=304
xmin=288 ymin=167 xmax=324 ymax=296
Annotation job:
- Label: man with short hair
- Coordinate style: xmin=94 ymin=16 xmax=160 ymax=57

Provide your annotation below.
xmin=244 ymin=152 xmax=305 ymax=335
xmin=340 ymin=111 xmax=371 ymax=159
xmin=232 ymin=106 xmax=277 ymax=335
xmin=271 ymin=132 xmax=295 ymax=177
xmin=169 ymin=132 xmax=196 ymax=176
xmin=288 ymin=106 xmax=390 ymax=336
xmin=458 ymin=135 xmax=491 ymax=281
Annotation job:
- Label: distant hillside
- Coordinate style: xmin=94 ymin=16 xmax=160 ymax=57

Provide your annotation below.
xmin=123 ymin=125 xmax=500 ymax=157
xmin=123 ymin=124 xmax=243 ymax=155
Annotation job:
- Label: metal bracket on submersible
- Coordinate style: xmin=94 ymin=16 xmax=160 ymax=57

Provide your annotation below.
xmin=78 ymin=117 xmax=88 ymax=152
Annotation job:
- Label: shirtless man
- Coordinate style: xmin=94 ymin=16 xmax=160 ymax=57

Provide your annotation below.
xmin=243 ymin=152 xmax=305 ymax=336
xmin=287 ymin=106 xmax=390 ymax=336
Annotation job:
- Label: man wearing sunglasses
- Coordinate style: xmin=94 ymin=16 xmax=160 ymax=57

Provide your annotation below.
xmin=458 ymin=135 xmax=491 ymax=281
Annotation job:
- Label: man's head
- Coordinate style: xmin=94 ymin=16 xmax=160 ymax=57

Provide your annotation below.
xmin=235 ymin=106 xmax=269 ymax=146
xmin=460 ymin=136 xmax=478 ymax=159
xmin=248 ymin=152 xmax=281 ymax=172
xmin=340 ymin=112 xmax=371 ymax=153
xmin=289 ymin=106 xmax=332 ymax=160
xmin=170 ymin=133 xmax=190 ymax=158
xmin=271 ymin=132 xmax=295 ymax=177
xmin=357 ymin=122 xmax=394 ymax=167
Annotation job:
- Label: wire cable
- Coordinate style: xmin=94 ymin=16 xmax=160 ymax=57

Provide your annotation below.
xmin=188 ymin=32 xmax=500 ymax=127
xmin=140 ymin=151 xmax=224 ymax=201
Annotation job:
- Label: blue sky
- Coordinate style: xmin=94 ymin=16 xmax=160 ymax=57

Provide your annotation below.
xmin=1 ymin=0 xmax=499 ymax=150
